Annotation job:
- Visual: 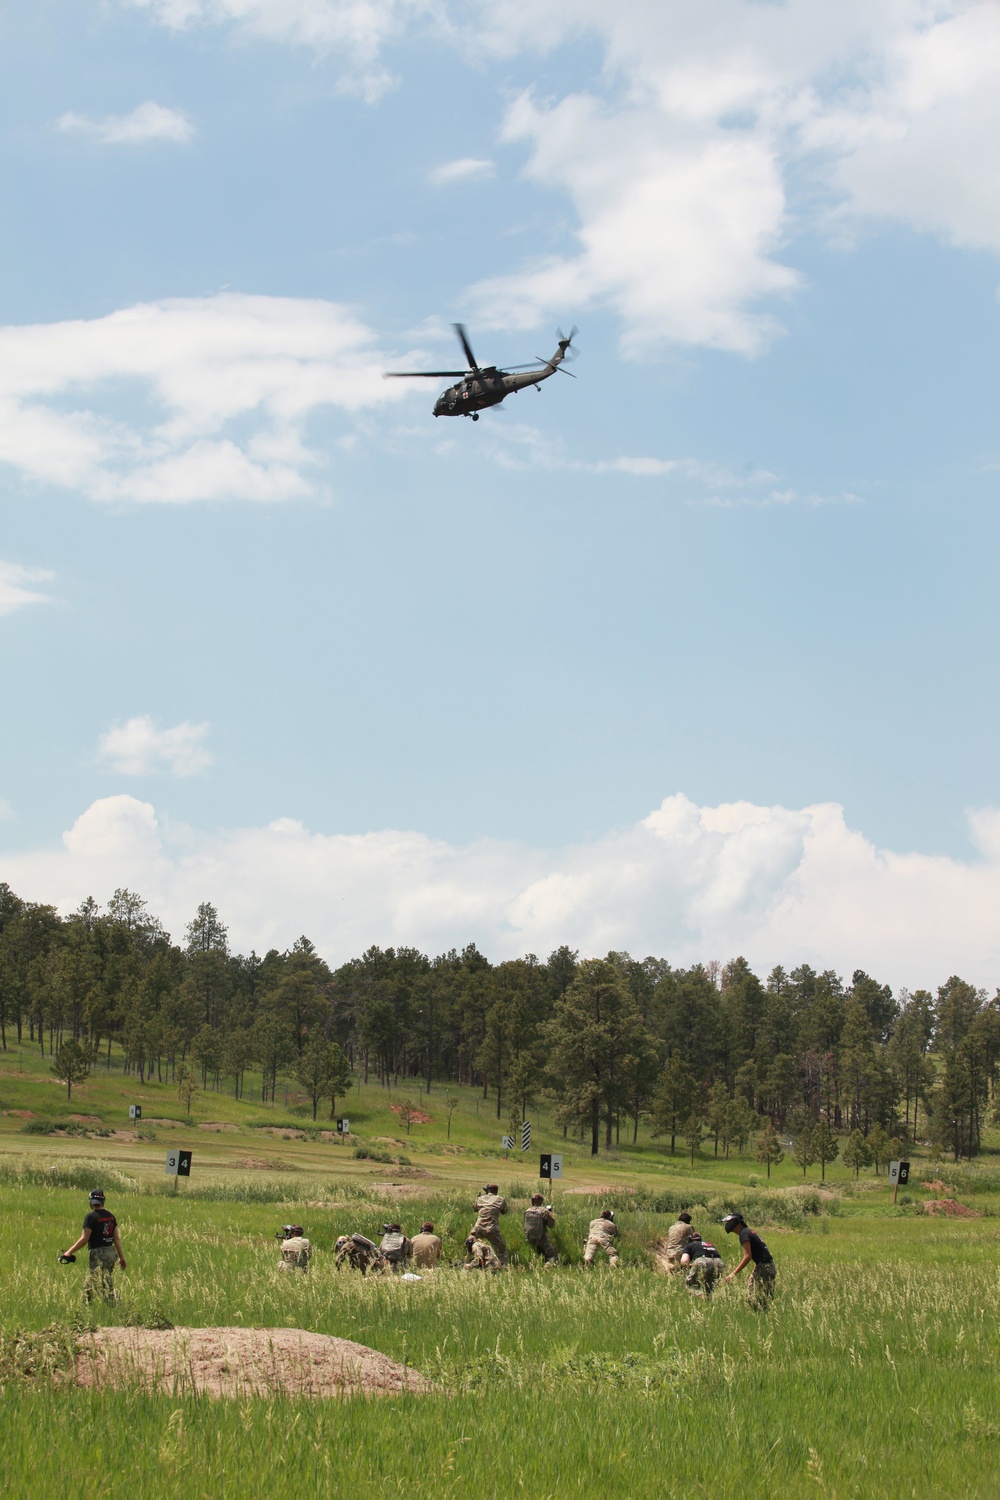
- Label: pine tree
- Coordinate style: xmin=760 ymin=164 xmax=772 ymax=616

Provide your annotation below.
xmin=792 ymin=1124 xmax=817 ymax=1178
xmin=812 ymin=1119 xmax=839 ymax=1181
xmin=754 ymin=1120 xmax=784 ymax=1178
xmin=842 ymin=1128 xmax=873 ymax=1177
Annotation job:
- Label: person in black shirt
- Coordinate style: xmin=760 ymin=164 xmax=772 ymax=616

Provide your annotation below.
xmin=62 ymin=1189 xmax=126 ymax=1303
xmin=722 ymin=1212 xmax=775 ymax=1306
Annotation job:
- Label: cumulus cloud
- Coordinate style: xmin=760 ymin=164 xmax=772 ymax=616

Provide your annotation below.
xmin=98 ymin=717 xmax=212 ymax=777
xmin=0 ymin=293 xmax=405 ymax=504
xmin=0 ymin=560 xmax=54 ymax=616
xmin=428 ymin=157 xmax=495 ymax=186
xmin=3 ymin=791 xmax=999 ymax=989
xmin=55 ymin=101 xmax=195 ymax=145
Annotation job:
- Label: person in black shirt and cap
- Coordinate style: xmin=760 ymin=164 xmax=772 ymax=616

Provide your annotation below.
xmin=61 ymin=1189 xmax=126 ymax=1303
xmin=722 ymin=1212 xmax=775 ymax=1307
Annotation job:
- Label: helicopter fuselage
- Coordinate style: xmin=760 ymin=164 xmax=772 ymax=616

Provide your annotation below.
xmin=433 ymin=342 xmax=569 ymax=419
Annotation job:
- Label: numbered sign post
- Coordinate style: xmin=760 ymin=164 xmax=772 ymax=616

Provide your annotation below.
xmin=336 ymin=1118 xmax=350 ymax=1137
xmin=888 ymin=1159 xmax=911 ymax=1204
xmin=539 ymin=1153 xmax=563 ymax=1186
xmin=165 ymin=1149 xmax=193 ymax=1193
xmin=502 ymin=1134 xmax=514 ymax=1158
xmin=129 ymin=1104 xmax=142 ymax=1121
xmin=521 ymin=1121 xmax=531 ymax=1152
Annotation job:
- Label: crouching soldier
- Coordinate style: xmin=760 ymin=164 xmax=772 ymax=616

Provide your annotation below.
xmin=470 ymin=1185 xmax=508 ymax=1267
xmin=335 ymin=1233 xmax=384 ymax=1274
xmin=523 ymin=1193 xmax=558 ymax=1266
xmin=583 ymin=1209 xmax=620 ymax=1268
xmin=61 ymin=1189 xmax=125 ymax=1304
xmin=462 ymin=1234 xmax=502 ymax=1272
xmin=722 ymin=1212 xmax=776 ymax=1307
xmin=276 ymin=1225 xmax=312 ymax=1272
xmin=379 ymin=1222 xmax=412 ymax=1272
xmin=680 ymin=1236 xmax=723 ymax=1296
xmin=664 ymin=1211 xmax=697 ymax=1272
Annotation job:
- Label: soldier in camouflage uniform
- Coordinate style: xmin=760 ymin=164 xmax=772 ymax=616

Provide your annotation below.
xmin=334 ymin=1232 xmax=385 ymax=1274
xmin=462 ymin=1234 xmax=502 ymax=1272
xmin=523 ymin=1193 xmax=558 ymax=1265
xmin=470 ymin=1184 xmax=508 ymax=1267
xmin=583 ymin=1209 xmax=620 ymax=1268
xmin=276 ymin=1225 xmax=312 ymax=1272
xmin=663 ymin=1211 xmax=697 ymax=1272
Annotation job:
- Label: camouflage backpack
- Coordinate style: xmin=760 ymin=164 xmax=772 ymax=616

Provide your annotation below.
xmin=380 ymin=1230 xmax=408 ymax=1264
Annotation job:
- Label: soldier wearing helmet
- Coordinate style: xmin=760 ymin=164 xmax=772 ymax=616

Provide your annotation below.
xmin=523 ymin=1193 xmax=558 ymax=1266
xmin=61 ymin=1189 xmax=126 ymax=1303
xmin=583 ymin=1208 xmax=620 ymax=1268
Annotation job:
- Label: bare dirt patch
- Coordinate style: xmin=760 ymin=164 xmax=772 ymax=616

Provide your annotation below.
xmin=233 ymin=1156 xmax=293 ymax=1172
xmin=390 ymin=1104 xmax=432 ymax=1124
xmin=73 ymin=1326 xmax=434 ymax=1399
xmin=370 ymin=1182 xmax=425 ymax=1196
xmin=146 ymin=1118 xmax=184 ymax=1128
xmin=68 ymin=1114 xmax=103 ymax=1125
xmin=922 ymin=1179 xmax=952 ymax=1194
xmin=257 ymin=1127 xmax=307 ymax=1139
xmin=2 ymin=1110 xmax=34 ymax=1119
xmin=198 ymin=1122 xmax=238 ymax=1133
xmin=924 ymin=1198 xmax=980 ymax=1218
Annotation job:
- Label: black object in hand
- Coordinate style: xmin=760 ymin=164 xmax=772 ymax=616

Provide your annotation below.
xmin=58 ymin=1253 xmax=76 ymax=1264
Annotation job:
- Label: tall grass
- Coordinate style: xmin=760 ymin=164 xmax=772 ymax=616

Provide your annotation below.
xmin=2 ymin=1178 xmax=999 ymax=1496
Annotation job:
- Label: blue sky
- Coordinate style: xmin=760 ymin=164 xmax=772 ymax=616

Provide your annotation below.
xmin=1 ymin=1 xmax=998 ymax=984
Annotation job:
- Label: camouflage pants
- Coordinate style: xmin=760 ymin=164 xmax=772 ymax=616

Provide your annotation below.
xmin=583 ymin=1238 xmax=619 ymax=1267
xmin=684 ymin=1257 xmax=721 ymax=1296
xmin=748 ymin=1263 xmax=776 ymax=1308
xmin=526 ymin=1232 xmax=558 ymax=1265
xmin=475 ymin=1225 xmax=508 ymax=1267
xmin=84 ymin=1246 xmax=118 ymax=1304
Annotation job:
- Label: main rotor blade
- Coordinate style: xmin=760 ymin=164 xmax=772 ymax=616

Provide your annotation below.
xmin=383 ymin=371 xmax=467 ymax=378
xmin=453 ymin=323 xmax=479 ymax=370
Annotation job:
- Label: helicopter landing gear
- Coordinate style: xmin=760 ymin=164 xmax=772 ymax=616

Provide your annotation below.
xmin=471 ymin=412 xmax=479 ymax=421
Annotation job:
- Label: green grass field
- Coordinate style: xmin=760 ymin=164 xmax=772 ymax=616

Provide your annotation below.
xmin=2 ymin=1046 xmax=999 ymax=1497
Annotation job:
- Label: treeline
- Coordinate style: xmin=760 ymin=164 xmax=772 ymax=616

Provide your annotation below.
xmin=1 ymin=882 xmax=997 ymax=1160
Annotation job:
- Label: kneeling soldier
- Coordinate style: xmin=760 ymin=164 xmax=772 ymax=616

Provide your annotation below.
xmin=680 ymin=1236 xmax=723 ymax=1296
xmin=470 ymin=1185 xmax=508 ymax=1267
xmin=664 ymin=1211 xmax=697 ymax=1272
xmin=276 ymin=1224 xmax=312 ymax=1272
xmin=523 ymin=1193 xmax=558 ymax=1265
xmin=462 ymin=1234 xmax=502 ymax=1271
xmin=379 ymin=1222 xmax=413 ymax=1271
xmin=583 ymin=1208 xmax=620 ymax=1268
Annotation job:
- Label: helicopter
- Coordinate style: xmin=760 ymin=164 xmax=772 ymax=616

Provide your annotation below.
xmin=384 ymin=323 xmax=578 ymax=419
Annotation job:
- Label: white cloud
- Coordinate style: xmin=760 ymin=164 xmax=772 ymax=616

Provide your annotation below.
xmin=0 ymin=293 xmax=406 ymax=504
xmin=124 ymin=0 xmax=432 ymax=101
xmin=0 ymin=560 xmax=54 ymax=615
xmin=98 ymin=716 xmax=212 ymax=777
xmin=55 ymin=101 xmax=195 ymax=145
xmin=428 ymin=157 xmax=495 ymax=186
xmin=3 ymin=791 xmax=1000 ymax=989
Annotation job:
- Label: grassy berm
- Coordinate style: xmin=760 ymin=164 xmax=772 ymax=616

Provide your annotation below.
xmin=2 ymin=1060 xmax=1000 ymax=1495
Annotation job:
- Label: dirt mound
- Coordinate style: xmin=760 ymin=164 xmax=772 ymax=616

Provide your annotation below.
xmin=73 ymin=1326 xmax=434 ymax=1399
xmin=233 ymin=1156 xmax=292 ymax=1171
xmin=259 ymin=1127 xmax=307 ymax=1139
xmin=68 ymin=1114 xmax=103 ymax=1124
xmin=198 ymin=1122 xmax=238 ymax=1132
xmin=922 ymin=1179 xmax=952 ymax=1194
xmin=924 ymin=1198 xmax=980 ymax=1218
xmin=2 ymin=1109 xmax=34 ymax=1118
xmin=652 ymin=1237 xmax=678 ymax=1274
xmin=370 ymin=1182 xmax=425 ymax=1196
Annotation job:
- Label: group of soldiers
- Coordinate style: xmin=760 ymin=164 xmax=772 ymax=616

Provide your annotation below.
xmin=62 ymin=1186 xmax=774 ymax=1305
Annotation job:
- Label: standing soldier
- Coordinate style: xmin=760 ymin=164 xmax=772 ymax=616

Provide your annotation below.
xmin=663 ymin=1211 xmax=697 ymax=1272
xmin=470 ymin=1184 xmax=508 ymax=1267
xmin=60 ymin=1189 xmax=125 ymax=1304
xmin=583 ymin=1208 xmax=620 ymax=1268
xmin=523 ymin=1193 xmax=558 ymax=1266
xmin=276 ymin=1224 xmax=312 ymax=1272
xmin=722 ymin=1212 xmax=776 ymax=1306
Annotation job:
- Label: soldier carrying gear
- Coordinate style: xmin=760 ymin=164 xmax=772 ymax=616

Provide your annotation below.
xmin=680 ymin=1236 xmax=723 ymax=1297
xmin=470 ymin=1184 xmax=508 ymax=1267
xmin=335 ymin=1233 xmax=385 ymax=1274
xmin=664 ymin=1211 xmax=698 ymax=1272
xmin=462 ymin=1234 xmax=501 ymax=1272
xmin=379 ymin=1222 xmax=413 ymax=1270
xmin=523 ymin=1193 xmax=558 ymax=1265
xmin=61 ymin=1189 xmax=126 ymax=1304
xmin=583 ymin=1208 xmax=620 ymax=1268
xmin=276 ymin=1225 xmax=312 ymax=1272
